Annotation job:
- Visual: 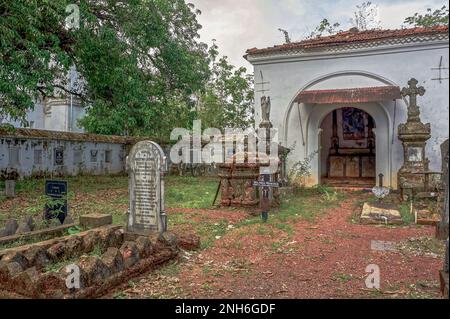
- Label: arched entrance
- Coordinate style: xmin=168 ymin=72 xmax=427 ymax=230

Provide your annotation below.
xmin=282 ymin=71 xmax=400 ymax=188
xmin=308 ymin=102 xmax=392 ymax=188
xmin=319 ymin=107 xmax=376 ymax=187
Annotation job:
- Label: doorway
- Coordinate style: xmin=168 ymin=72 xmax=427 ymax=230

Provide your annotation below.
xmin=320 ymin=107 xmax=376 ymax=188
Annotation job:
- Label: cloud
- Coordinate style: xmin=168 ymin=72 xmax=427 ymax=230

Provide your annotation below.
xmin=190 ymin=0 xmax=447 ymax=70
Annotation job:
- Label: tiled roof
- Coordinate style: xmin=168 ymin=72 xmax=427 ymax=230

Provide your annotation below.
xmin=246 ymin=26 xmax=449 ymax=56
xmin=296 ymin=86 xmax=401 ymax=104
xmin=0 ymin=127 xmax=169 ymax=145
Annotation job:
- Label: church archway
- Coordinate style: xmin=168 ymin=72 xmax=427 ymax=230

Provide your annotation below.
xmin=307 ymin=102 xmax=392 ymax=188
xmin=283 ymin=71 xmax=400 ymax=188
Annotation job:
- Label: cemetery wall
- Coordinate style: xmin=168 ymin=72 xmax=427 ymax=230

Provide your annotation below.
xmin=0 ymin=128 xmax=171 ymax=178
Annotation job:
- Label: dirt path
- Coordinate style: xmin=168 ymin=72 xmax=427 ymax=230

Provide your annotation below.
xmin=110 ymin=194 xmax=444 ymax=299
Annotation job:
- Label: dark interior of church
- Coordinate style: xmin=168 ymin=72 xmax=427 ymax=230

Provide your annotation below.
xmin=320 ymin=107 xmax=376 ymax=188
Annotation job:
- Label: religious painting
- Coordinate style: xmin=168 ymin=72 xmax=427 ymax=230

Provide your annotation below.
xmin=342 ymin=108 xmax=366 ymax=140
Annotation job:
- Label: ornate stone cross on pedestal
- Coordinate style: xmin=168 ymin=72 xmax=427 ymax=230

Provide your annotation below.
xmin=398 ymin=78 xmax=431 ymax=197
xmin=401 ymin=78 xmax=426 ymax=122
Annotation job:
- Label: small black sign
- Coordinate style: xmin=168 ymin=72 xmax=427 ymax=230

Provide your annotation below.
xmin=45 ymin=180 xmax=68 ymax=223
xmin=54 ymin=147 xmax=64 ymax=166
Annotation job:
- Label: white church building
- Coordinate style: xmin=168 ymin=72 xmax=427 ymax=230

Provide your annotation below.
xmin=245 ymin=26 xmax=449 ymax=189
xmin=1 ymin=67 xmax=85 ymax=133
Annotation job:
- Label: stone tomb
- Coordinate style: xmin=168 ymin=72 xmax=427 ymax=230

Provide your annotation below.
xmin=127 ymin=141 xmax=167 ymax=235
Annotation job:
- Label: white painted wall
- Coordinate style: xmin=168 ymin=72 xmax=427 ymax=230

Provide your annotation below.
xmin=0 ymin=138 xmax=126 ymax=177
xmin=248 ymin=40 xmax=449 ymax=188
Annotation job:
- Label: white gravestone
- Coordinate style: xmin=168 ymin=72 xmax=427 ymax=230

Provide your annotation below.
xmin=127 ymin=141 xmax=167 ymax=235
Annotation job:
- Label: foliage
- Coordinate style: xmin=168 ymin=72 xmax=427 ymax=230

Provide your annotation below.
xmin=197 ymin=43 xmax=254 ymax=130
xmin=349 ymin=1 xmax=381 ymax=31
xmin=314 ymin=184 xmax=341 ymax=202
xmin=404 ymin=5 xmax=449 ymax=27
xmin=288 ymin=151 xmax=318 ymax=188
xmin=307 ymin=2 xmax=381 ymax=39
xmin=67 ymin=225 xmax=83 ymax=235
xmin=307 ymin=19 xmax=341 ymax=39
xmin=0 ymin=0 xmax=210 ymax=137
xmin=196 ymin=41 xmax=254 ymax=131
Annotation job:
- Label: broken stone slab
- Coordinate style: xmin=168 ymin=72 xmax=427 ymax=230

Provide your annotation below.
xmin=102 ymin=247 xmax=125 ymax=274
xmin=65 ymin=236 xmax=83 ymax=258
xmin=158 ymin=232 xmax=178 ymax=248
xmin=371 ymin=240 xmax=398 ymax=252
xmin=23 ymin=246 xmax=50 ymax=270
xmin=360 ymin=202 xmax=403 ymax=225
xmin=46 ymin=242 xmax=66 ymax=261
xmin=98 ymin=227 xmax=123 ymax=249
xmin=3 ymin=219 xmax=19 ymax=236
xmin=120 ymin=241 xmax=140 ymax=268
xmin=81 ymin=231 xmax=101 ymax=253
xmin=15 ymin=223 xmax=31 ymax=234
xmin=35 ymin=272 xmax=66 ymax=298
xmin=78 ymin=255 xmax=111 ymax=286
xmin=0 ymin=228 xmax=7 ymax=238
xmin=15 ymin=216 xmax=36 ymax=234
xmin=12 ymin=267 xmax=40 ymax=296
xmin=135 ymin=236 xmax=153 ymax=258
xmin=1 ymin=251 xmax=29 ymax=270
xmin=79 ymin=214 xmax=113 ymax=229
xmin=0 ymin=262 xmax=23 ymax=285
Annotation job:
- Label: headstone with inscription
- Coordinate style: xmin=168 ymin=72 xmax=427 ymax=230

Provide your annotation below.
xmin=126 ymin=141 xmax=167 ymax=235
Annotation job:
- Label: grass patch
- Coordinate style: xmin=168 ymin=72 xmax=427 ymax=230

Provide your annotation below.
xmin=275 ymin=186 xmax=345 ymax=223
xmin=165 ymin=176 xmax=219 ymax=209
xmin=1 ymin=175 xmax=222 ymax=229
xmin=398 ymin=202 xmax=415 ymax=225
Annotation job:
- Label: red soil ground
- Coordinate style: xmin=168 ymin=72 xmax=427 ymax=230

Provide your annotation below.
xmin=113 ymin=193 xmax=444 ymax=299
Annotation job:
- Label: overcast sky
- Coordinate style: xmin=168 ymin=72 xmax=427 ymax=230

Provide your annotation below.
xmin=189 ymin=0 xmax=446 ymax=70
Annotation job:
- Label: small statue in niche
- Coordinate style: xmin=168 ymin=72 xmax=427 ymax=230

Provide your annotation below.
xmin=261 ymin=96 xmax=271 ymax=123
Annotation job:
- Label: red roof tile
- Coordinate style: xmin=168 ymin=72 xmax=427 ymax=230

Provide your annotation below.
xmin=296 ymin=86 xmax=401 ymax=104
xmin=246 ymin=26 xmax=449 ymax=56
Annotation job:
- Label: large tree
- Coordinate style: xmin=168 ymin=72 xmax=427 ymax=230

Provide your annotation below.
xmin=1 ymin=0 xmax=210 ymax=137
xmin=196 ymin=41 xmax=254 ymax=131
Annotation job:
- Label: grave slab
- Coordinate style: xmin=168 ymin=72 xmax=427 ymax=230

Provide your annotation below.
xmin=79 ymin=214 xmax=113 ymax=229
xmin=360 ymin=202 xmax=403 ymax=225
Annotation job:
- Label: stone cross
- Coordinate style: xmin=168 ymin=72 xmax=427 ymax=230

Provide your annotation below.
xmin=401 ymin=78 xmax=426 ymax=122
xmin=126 ymin=141 xmax=167 ymax=235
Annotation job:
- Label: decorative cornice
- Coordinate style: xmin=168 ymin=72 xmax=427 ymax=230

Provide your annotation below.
xmin=246 ymin=33 xmax=449 ymax=63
